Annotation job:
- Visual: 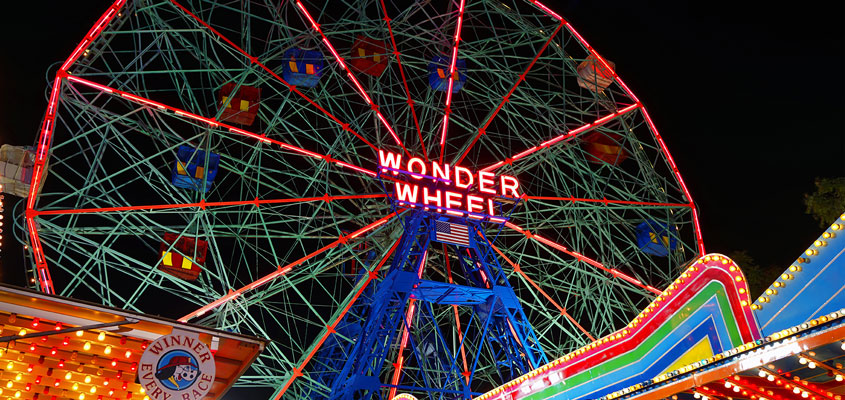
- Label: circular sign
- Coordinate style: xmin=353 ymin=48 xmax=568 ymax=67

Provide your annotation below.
xmin=139 ymin=333 xmax=216 ymax=400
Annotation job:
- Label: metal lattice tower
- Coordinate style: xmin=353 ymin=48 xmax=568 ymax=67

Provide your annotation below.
xmin=20 ymin=0 xmax=704 ymax=398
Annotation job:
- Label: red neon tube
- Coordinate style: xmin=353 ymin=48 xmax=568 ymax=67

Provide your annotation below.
xmin=168 ymin=0 xmax=377 ymax=153
xmin=273 ymin=237 xmax=402 ymax=400
xmin=378 ymin=0 xmax=426 ymax=161
xmin=181 ymin=212 xmax=397 ymax=322
xmin=481 ymin=104 xmax=640 ymax=172
xmin=454 ymin=21 xmax=565 ymax=166
xmin=437 ymin=0 xmax=467 ymax=162
xmin=294 ymin=1 xmax=410 ymax=155
xmin=65 ymin=76 xmax=376 ymax=177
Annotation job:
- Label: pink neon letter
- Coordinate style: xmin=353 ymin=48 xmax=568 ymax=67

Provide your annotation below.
xmin=478 ymin=171 xmax=496 ymax=194
xmin=500 ymin=175 xmax=519 ymax=197
xmin=467 ymin=195 xmax=484 ymax=214
xmin=407 ymin=157 xmax=426 ymax=180
xmin=378 ymin=150 xmax=402 ymax=175
xmin=432 ymin=162 xmax=451 ymax=183
xmin=423 ymin=187 xmax=442 ymax=209
xmin=455 ymin=166 xmax=474 ymax=189
xmin=394 ymin=182 xmax=419 ymax=203
xmin=445 ymin=191 xmax=462 ymax=210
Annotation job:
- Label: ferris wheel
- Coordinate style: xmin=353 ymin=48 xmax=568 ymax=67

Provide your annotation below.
xmin=22 ymin=0 xmax=704 ymax=398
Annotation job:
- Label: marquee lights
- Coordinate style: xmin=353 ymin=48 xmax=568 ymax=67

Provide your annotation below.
xmin=378 ymin=150 xmax=520 ymax=220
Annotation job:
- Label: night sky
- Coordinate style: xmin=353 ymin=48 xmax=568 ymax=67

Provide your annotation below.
xmin=0 ymin=2 xmax=842 ymax=282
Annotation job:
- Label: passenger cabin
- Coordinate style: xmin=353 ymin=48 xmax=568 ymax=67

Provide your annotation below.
xmin=0 ymin=145 xmax=36 ymax=197
xmin=158 ymin=233 xmax=207 ymax=281
xmin=282 ymin=48 xmax=324 ymax=88
xmin=636 ymin=220 xmax=678 ymax=257
xmin=219 ymin=83 xmax=261 ymax=126
xmin=350 ymin=36 xmax=389 ymax=77
xmin=576 ymin=53 xmax=616 ymax=92
xmin=171 ymin=145 xmax=220 ymax=192
xmin=582 ymin=131 xmax=629 ymax=165
xmin=428 ymin=56 xmax=467 ymax=93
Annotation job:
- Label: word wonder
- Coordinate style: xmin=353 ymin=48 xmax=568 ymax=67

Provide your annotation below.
xmin=378 ymin=150 xmax=520 ymax=219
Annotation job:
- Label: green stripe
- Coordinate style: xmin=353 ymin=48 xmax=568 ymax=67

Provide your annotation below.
xmin=525 ymin=281 xmax=743 ymax=399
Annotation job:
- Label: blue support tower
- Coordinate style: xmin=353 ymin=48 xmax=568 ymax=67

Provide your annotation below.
xmin=308 ymin=211 xmax=547 ymax=399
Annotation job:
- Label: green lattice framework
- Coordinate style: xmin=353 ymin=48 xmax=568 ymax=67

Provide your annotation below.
xmin=20 ymin=0 xmax=704 ymax=398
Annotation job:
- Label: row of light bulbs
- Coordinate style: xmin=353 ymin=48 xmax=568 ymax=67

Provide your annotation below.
xmin=755 ymin=213 xmax=844 ymax=309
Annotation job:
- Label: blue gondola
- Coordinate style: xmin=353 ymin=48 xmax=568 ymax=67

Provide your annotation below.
xmin=171 ymin=145 xmax=220 ymax=192
xmin=428 ymin=56 xmax=467 ymax=92
xmin=282 ymin=48 xmax=324 ymax=88
xmin=636 ymin=220 xmax=678 ymax=257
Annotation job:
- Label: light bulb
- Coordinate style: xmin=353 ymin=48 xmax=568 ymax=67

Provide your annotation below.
xmin=65 ymin=372 xmax=72 ymax=380
xmin=83 ymin=342 xmax=91 ymax=351
xmin=75 ymin=331 xmax=84 ymax=337
xmin=97 ymin=332 xmax=105 ymax=342
xmin=84 ymin=376 xmax=91 ymax=384
xmin=103 ymin=346 xmax=111 ymax=355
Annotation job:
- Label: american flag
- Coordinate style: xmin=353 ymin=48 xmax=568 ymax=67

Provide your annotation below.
xmin=434 ymin=220 xmax=471 ymax=247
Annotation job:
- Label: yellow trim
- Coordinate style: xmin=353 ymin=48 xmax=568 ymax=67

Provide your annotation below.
xmin=373 ymin=53 xmax=381 ymax=63
xmin=195 ymin=166 xmax=205 ymax=179
xmin=239 ymin=99 xmax=249 ymax=112
xmin=649 ymin=232 xmax=670 ymax=247
xmin=591 ymin=142 xmax=621 ymax=156
xmin=289 ymin=61 xmax=298 ymax=73
xmin=181 ymin=257 xmax=193 ymax=270
xmin=659 ymin=337 xmax=713 ymax=375
xmin=222 ymin=95 xmax=231 ymax=109
xmin=162 ymin=251 xmax=173 ymax=267
xmin=358 ymin=48 xmax=366 ymax=58
xmin=176 ymin=162 xmax=187 ymax=176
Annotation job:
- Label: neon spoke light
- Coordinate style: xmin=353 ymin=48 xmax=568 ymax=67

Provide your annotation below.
xmin=30 ymin=1 xmax=705 ymax=398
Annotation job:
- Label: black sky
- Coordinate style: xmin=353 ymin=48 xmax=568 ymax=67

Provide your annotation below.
xmin=0 ymin=1 xmax=842 ymax=281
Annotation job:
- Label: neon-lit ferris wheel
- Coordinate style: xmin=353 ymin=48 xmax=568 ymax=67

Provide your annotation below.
xmin=21 ymin=0 xmax=704 ymax=398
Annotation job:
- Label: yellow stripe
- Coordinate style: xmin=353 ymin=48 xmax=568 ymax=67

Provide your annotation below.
xmin=181 ymin=257 xmax=193 ymax=270
xmin=289 ymin=61 xmax=298 ymax=73
xmin=358 ymin=48 xmax=366 ymax=58
xmin=222 ymin=95 xmax=231 ymax=109
xmin=373 ymin=54 xmax=381 ymax=63
xmin=591 ymin=142 xmax=621 ymax=156
xmin=176 ymin=162 xmax=187 ymax=176
xmin=659 ymin=337 xmax=713 ymax=375
xmin=239 ymin=99 xmax=249 ymax=112
xmin=162 ymin=251 xmax=172 ymax=267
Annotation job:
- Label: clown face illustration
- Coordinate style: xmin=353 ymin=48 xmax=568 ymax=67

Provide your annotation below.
xmin=175 ymin=364 xmax=198 ymax=382
xmin=154 ymin=351 xmax=200 ymax=390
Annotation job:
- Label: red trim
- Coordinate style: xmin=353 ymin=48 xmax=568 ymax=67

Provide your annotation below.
xmin=273 ymin=237 xmax=402 ymax=400
xmin=26 ymin=0 xmax=128 ymax=295
xmin=181 ymin=212 xmax=397 ymax=322
xmin=437 ymin=0 xmax=467 ymax=163
xmin=481 ymin=104 xmax=640 ymax=172
xmin=65 ymin=76 xmax=376 ymax=177
xmin=490 ymin=241 xmax=595 ymax=341
xmin=379 ymin=0 xmax=426 ymax=161
xmin=524 ymin=196 xmax=691 ymax=208
xmin=31 ymin=194 xmax=386 ymax=216
xmin=505 ymin=221 xmax=660 ymax=294
xmin=293 ymin=1 xmax=410 ymax=157
xmin=455 ymin=20 xmax=565 ymax=166
xmin=167 ymin=0 xmax=378 ymax=153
